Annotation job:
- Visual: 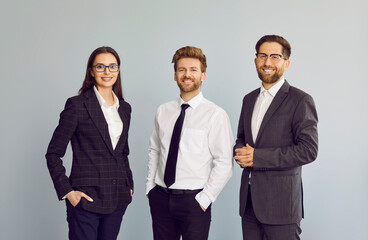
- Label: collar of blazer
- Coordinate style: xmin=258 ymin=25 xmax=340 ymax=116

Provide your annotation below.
xmin=83 ymin=87 xmax=129 ymax=154
xmin=254 ymin=80 xmax=290 ymax=145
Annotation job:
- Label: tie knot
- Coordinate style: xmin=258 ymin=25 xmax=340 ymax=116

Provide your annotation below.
xmin=181 ymin=104 xmax=190 ymax=111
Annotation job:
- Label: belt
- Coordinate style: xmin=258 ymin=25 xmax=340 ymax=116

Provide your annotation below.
xmin=157 ymin=186 xmax=202 ymax=195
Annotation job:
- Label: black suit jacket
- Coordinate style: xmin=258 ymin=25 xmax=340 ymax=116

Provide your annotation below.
xmin=234 ymin=80 xmax=318 ymax=224
xmin=46 ymin=88 xmax=133 ymax=214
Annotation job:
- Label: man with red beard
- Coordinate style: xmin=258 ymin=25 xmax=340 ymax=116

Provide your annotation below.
xmin=146 ymin=46 xmax=234 ymax=240
xmin=234 ymin=35 xmax=318 ymax=240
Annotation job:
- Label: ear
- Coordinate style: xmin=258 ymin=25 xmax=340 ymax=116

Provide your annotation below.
xmin=201 ymin=72 xmax=206 ymax=82
xmin=174 ymin=72 xmax=178 ymax=82
xmin=90 ymin=68 xmax=95 ymax=78
xmin=284 ymin=59 xmax=290 ymax=71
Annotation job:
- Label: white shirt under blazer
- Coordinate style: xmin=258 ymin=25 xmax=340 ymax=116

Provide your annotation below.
xmin=93 ymin=86 xmax=123 ymax=150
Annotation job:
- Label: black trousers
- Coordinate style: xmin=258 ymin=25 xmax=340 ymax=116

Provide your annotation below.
xmin=242 ymin=188 xmax=301 ymax=240
xmin=66 ymin=199 xmax=128 ymax=240
xmin=148 ymin=186 xmax=211 ymax=240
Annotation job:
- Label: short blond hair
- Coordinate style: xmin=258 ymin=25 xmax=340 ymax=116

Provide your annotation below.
xmin=172 ymin=46 xmax=207 ymax=72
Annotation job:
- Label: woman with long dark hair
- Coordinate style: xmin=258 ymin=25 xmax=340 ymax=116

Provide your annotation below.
xmin=46 ymin=46 xmax=133 ymax=240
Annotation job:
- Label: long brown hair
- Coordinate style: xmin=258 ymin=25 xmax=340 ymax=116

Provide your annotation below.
xmin=79 ymin=46 xmax=123 ymax=100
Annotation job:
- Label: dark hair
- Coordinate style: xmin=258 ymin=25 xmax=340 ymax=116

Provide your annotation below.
xmin=79 ymin=46 xmax=123 ymax=100
xmin=171 ymin=46 xmax=207 ymax=72
xmin=255 ymin=35 xmax=291 ymax=59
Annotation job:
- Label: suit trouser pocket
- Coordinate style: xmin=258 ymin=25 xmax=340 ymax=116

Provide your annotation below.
xmin=148 ymin=188 xmax=211 ymax=240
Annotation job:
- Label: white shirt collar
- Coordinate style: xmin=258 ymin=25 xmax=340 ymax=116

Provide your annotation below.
xmin=260 ymin=77 xmax=285 ymax=97
xmin=178 ymin=92 xmax=203 ymax=110
xmin=93 ymin=86 xmax=119 ymax=109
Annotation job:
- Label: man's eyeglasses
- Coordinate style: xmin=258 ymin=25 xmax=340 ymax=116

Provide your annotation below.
xmin=255 ymin=53 xmax=287 ymax=63
xmin=92 ymin=64 xmax=120 ymax=72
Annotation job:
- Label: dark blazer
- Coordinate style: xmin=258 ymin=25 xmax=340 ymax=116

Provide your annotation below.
xmin=234 ymin=80 xmax=318 ymax=225
xmin=46 ymin=87 xmax=133 ymax=214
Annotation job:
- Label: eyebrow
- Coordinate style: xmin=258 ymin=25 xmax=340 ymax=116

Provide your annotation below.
xmin=94 ymin=63 xmax=118 ymax=65
xmin=178 ymin=66 xmax=199 ymax=69
xmin=258 ymin=53 xmax=282 ymax=55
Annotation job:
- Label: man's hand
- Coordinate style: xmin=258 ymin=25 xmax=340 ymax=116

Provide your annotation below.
xmin=234 ymin=144 xmax=254 ymax=167
xmin=66 ymin=191 xmax=93 ymax=207
xmin=130 ymin=189 xmax=133 ymax=196
xmin=200 ymin=204 xmax=206 ymax=212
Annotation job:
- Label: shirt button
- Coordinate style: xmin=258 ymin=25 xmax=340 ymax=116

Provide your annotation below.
xmin=112 ymin=179 xmax=117 ymax=185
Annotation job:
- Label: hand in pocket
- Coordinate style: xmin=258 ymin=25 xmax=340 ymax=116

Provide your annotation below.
xmin=66 ymin=191 xmax=93 ymax=207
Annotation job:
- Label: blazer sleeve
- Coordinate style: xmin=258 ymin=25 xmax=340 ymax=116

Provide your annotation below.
xmin=122 ymin=101 xmax=134 ymax=191
xmin=254 ymin=94 xmax=318 ymax=169
xmin=123 ymin=133 xmax=134 ymax=191
xmin=46 ymin=98 xmax=78 ymax=200
xmin=234 ymin=97 xmax=247 ymax=154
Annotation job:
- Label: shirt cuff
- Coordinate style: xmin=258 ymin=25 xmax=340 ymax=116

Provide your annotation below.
xmin=146 ymin=183 xmax=157 ymax=196
xmin=195 ymin=191 xmax=212 ymax=209
xmin=62 ymin=191 xmax=73 ymax=200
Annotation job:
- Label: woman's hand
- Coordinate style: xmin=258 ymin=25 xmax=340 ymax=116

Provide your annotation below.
xmin=66 ymin=191 xmax=93 ymax=207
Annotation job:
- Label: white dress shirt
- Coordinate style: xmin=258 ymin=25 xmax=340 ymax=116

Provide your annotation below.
xmin=146 ymin=92 xmax=234 ymax=209
xmin=251 ymin=77 xmax=285 ymax=143
xmin=94 ymin=86 xmax=123 ymax=149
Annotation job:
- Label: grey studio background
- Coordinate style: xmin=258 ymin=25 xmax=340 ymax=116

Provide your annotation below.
xmin=0 ymin=0 xmax=367 ymax=239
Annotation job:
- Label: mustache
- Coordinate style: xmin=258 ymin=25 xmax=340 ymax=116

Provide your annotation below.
xmin=181 ymin=76 xmax=194 ymax=81
xmin=261 ymin=64 xmax=276 ymax=69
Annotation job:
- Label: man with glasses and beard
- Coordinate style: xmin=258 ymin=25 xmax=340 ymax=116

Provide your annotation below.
xmin=146 ymin=46 xmax=233 ymax=240
xmin=234 ymin=35 xmax=318 ymax=240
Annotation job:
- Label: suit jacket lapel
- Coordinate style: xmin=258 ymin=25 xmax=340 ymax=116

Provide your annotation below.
xmin=255 ymin=81 xmax=290 ymax=144
xmin=246 ymin=90 xmax=259 ymax=146
xmin=84 ymin=88 xmax=114 ymax=154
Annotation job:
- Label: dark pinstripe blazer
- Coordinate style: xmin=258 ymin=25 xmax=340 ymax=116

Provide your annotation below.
xmin=234 ymin=81 xmax=318 ymax=225
xmin=46 ymin=87 xmax=133 ymax=214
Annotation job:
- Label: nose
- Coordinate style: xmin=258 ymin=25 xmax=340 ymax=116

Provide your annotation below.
xmin=264 ymin=56 xmax=273 ymax=66
xmin=103 ymin=66 xmax=111 ymax=74
xmin=184 ymin=70 xmax=191 ymax=77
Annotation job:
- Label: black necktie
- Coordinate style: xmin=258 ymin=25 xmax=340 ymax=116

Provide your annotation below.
xmin=164 ymin=104 xmax=190 ymax=187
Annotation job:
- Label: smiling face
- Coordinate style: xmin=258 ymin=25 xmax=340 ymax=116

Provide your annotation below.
xmin=255 ymin=42 xmax=290 ymax=89
xmin=90 ymin=53 xmax=119 ymax=91
xmin=174 ymin=57 xmax=206 ymax=100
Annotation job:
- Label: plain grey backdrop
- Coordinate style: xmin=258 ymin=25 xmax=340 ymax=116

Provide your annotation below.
xmin=1 ymin=0 xmax=367 ymax=239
